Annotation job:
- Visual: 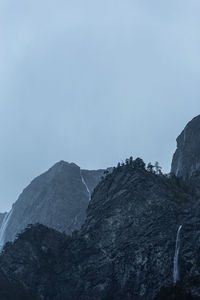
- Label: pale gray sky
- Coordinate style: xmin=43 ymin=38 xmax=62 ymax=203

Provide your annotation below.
xmin=0 ymin=0 xmax=200 ymax=211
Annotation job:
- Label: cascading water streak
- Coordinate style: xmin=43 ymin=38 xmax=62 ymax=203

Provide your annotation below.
xmin=0 ymin=209 xmax=13 ymax=251
xmin=173 ymin=225 xmax=182 ymax=284
xmin=80 ymin=171 xmax=91 ymax=201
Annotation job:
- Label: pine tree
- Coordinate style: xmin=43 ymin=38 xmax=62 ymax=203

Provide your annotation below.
xmin=125 ymin=158 xmax=129 ymax=165
xmin=134 ymin=158 xmax=145 ymax=169
xmin=154 ymin=161 xmax=162 ymax=174
xmin=147 ymin=162 xmax=154 ymax=173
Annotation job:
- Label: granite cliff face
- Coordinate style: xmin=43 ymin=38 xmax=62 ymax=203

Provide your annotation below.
xmin=0 ymin=162 xmax=199 ymax=300
xmin=0 ymin=116 xmax=200 ymax=299
xmin=0 ymin=213 xmax=7 ymax=228
xmin=171 ymin=115 xmax=200 ymax=180
xmin=1 ymin=161 xmax=104 ymax=246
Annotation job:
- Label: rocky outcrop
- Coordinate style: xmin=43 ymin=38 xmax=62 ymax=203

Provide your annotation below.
xmin=0 ymin=162 xmax=198 ymax=300
xmin=171 ymin=115 xmax=200 ymax=179
xmin=78 ymin=165 xmax=197 ymax=300
xmin=0 ymin=213 xmax=7 ymax=228
xmin=1 ymin=161 xmax=105 ymax=245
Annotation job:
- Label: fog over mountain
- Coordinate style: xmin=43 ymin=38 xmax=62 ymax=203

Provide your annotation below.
xmin=1 ymin=0 xmax=200 ymax=211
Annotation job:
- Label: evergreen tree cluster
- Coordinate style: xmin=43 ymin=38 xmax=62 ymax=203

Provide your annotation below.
xmin=147 ymin=161 xmax=162 ymax=175
xmin=117 ymin=157 xmax=145 ymax=169
xmin=116 ymin=157 xmax=163 ymax=175
xmin=100 ymin=157 xmax=163 ymax=183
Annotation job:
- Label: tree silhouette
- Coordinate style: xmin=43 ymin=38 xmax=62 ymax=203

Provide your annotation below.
xmin=125 ymin=159 xmax=129 ymax=165
xmin=147 ymin=162 xmax=154 ymax=173
xmin=134 ymin=158 xmax=145 ymax=169
xmin=155 ymin=161 xmax=162 ymax=175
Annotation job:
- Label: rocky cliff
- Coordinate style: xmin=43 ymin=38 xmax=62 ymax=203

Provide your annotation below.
xmin=171 ymin=115 xmax=200 ymax=180
xmin=0 ymin=213 xmax=7 ymax=228
xmin=0 ymin=116 xmax=200 ymax=299
xmin=1 ymin=161 xmax=104 ymax=246
xmin=0 ymin=161 xmax=199 ymax=300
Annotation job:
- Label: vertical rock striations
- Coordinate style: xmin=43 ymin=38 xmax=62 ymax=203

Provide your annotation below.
xmin=1 ymin=161 xmax=105 ymax=246
xmin=0 ymin=210 xmax=13 ymax=250
xmin=171 ymin=115 xmax=200 ymax=179
xmin=0 ymin=213 xmax=7 ymax=228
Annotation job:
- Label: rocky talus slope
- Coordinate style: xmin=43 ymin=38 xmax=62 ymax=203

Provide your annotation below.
xmin=1 ymin=161 xmax=104 ymax=245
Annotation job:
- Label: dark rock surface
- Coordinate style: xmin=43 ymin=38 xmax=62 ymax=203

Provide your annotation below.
xmin=171 ymin=115 xmax=200 ymax=179
xmin=2 ymin=161 xmax=104 ymax=244
xmin=0 ymin=267 xmax=36 ymax=299
xmin=0 ymin=162 xmax=199 ymax=300
xmin=155 ymin=284 xmax=199 ymax=300
xmin=78 ymin=166 xmax=197 ymax=300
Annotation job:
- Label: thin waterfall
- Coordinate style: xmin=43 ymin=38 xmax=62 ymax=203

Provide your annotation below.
xmin=80 ymin=171 xmax=91 ymax=201
xmin=173 ymin=225 xmax=182 ymax=284
xmin=0 ymin=209 xmax=13 ymax=251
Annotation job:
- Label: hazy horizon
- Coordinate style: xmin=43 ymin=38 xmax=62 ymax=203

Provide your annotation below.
xmin=1 ymin=0 xmax=200 ymax=211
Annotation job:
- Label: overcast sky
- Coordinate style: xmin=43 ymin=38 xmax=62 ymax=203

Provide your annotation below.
xmin=0 ymin=0 xmax=200 ymax=211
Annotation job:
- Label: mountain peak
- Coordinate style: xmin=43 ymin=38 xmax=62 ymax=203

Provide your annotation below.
xmin=1 ymin=160 xmax=105 ymax=246
xmin=49 ymin=160 xmax=79 ymax=173
xmin=171 ymin=115 xmax=200 ymax=179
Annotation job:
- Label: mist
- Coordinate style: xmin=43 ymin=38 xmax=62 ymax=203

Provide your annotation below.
xmin=1 ymin=0 xmax=200 ymax=211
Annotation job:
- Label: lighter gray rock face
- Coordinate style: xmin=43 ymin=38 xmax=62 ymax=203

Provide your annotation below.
xmin=2 ymin=161 xmax=104 ymax=245
xmin=171 ymin=115 xmax=200 ymax=179
xmin=81 ymin=169 xmax=106 ymax=194
xmin=0 ymin=213 xmax=7 ymax=228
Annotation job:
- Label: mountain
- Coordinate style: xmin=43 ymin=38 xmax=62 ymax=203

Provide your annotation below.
xmin=0 ymin=161 xmax=105 ymax=246
xmin=0 ymin=160 xmax=199 ymax=299
xmin=0 ymin=116 xmax=200 ymax=299
xmin=171 ymin=115 xmax=200 ymax=179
